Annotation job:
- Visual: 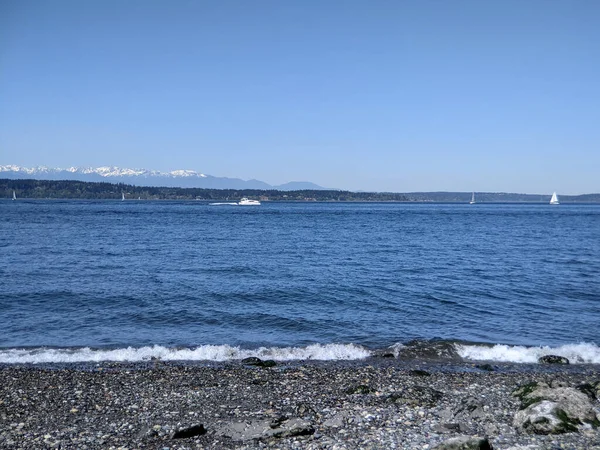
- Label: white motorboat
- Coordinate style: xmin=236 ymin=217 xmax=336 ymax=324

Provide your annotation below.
xmin=238 ymin=197 xmax=261 ymax=206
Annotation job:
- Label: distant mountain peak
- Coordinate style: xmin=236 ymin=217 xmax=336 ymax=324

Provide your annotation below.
xmin=0 ymin=164 xmax=326 ymax=191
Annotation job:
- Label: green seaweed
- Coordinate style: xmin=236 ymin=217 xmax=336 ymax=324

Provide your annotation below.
xmin=513 ymin=381 xmax=539 ymax=398
xmin=576 ymin=383 xmax=597 ymax=400
xmin=513 ymin=381 xmax=540 ymax=407
xmin=519 ymin=396 xmax=545 ymax=410
xmin=554 ymin=409 xmax=581 ymax=433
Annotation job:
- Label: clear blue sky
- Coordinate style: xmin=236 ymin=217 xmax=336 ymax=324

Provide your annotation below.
xmin=1 ymin=0 xmax=598 ymax=193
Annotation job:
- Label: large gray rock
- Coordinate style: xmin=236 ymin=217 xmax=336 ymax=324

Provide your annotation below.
xmin=433 ymin=435 xmax=493 ymax=449
xmin=513 ymin=381 xmax=600 ymax=434
xmin=216 ymin=417 xmax=314 ymax=441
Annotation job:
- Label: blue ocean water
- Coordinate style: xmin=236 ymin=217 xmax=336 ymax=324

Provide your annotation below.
xmin=1 ymin=200 xmax=599 ymax=364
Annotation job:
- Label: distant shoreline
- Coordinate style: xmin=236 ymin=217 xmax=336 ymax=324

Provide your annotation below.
xmin=3 ymin=198 xmax=600 ymax=204
xmin=2 ymin=178 xmax=599 ymax=203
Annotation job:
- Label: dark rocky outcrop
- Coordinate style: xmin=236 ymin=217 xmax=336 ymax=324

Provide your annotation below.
xmin=538 ymin=355 xmax=570 ymax=364
xmin=170 ymin=424 xmax=206 ymax=439
xmin=433 ymin=435 xmax=493 ymax=449
xmin=410 ymin=369 xmax=432 ymax=377
xmin=241 ymin=357 xmax=277 ymax=368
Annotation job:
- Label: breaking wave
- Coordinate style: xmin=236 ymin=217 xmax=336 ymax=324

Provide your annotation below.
xmin=2 ymin=341 xmax=599 ymax=365
xmin=0 ymin=343 xmax=371 ymax=364
xmin=456 ymin=342 xmax=600 ymax=364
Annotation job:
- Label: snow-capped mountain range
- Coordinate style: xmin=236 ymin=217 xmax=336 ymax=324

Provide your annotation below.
xmin=0 ymin=165 xmax=326 ymax=190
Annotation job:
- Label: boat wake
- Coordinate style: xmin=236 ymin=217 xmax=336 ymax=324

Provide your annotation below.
xmin=209 ymin=202 xmax=238 ymax=206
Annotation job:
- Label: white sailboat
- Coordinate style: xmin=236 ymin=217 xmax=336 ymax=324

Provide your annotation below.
xmin=469 ymin=192 xmax=475 ymax=204
xmin=121 ymin=192 xmax=125 ymax=201
xmin=549 ymin=192 xmax=559 ymax=205
xmin=12 ymin=190 xmax=16 ymax=201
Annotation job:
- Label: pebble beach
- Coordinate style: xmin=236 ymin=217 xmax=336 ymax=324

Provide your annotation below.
xmin=1 ymin=360 xmax=599 ymax=449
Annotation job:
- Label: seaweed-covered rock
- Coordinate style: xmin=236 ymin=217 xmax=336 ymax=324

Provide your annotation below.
xmin=538 ymin=355 xmax=569 ymax=364
xmin=513 ymin=381 xmax=600 ymax=434
xmin=433 ymin=435 xmax=493 ymax=449
xmin=240 ymin=357 xmax=276 ymax=368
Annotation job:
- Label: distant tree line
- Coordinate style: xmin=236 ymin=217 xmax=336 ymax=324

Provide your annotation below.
xmin=2 ymin=179 xmax=598 ymax=202
xmin=0 ymin=178 xmax=410 ymax=202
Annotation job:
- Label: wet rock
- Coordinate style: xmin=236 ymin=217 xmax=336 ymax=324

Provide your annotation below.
xmin=170 ymin=424 xmax=206 ymax=439
xmin=240 ymin=357 xmax=276 ymax=368
xmin=513 ymin=381 xmax=600 ymax=434
xmin=475 ymin=364 xmax=495 ymax=372
xmin=410 ymin=369 xmax=431 ymax=377
xmin=241 ymin=357 xmax=263 ymax=365
xmin=372 ymin=349 xmax=395 ymax=358
xmin=432 ymin=422 xmax=461 ymax=433
xmin=454 ymin=397 xmax=487 ymax=420
xmin=433 ymin=435 xmax=493 ymax=449
xmin=387 ymin=385 xmax=443 ymax=407
xmin=399 ymin=340 xmax=461 ymax=360
xmin=538 ymin=355 xmax=569 ymax=364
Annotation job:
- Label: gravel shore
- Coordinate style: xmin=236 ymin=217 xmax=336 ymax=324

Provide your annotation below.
xmin=1 ymin=360 xmax=599 ymax=449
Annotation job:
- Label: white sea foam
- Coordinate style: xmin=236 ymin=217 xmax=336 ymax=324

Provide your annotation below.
xmin=456 ymin=342 xmax=600 ymax=364
xmin=0 ymin=343 xmax=371 ymax=364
